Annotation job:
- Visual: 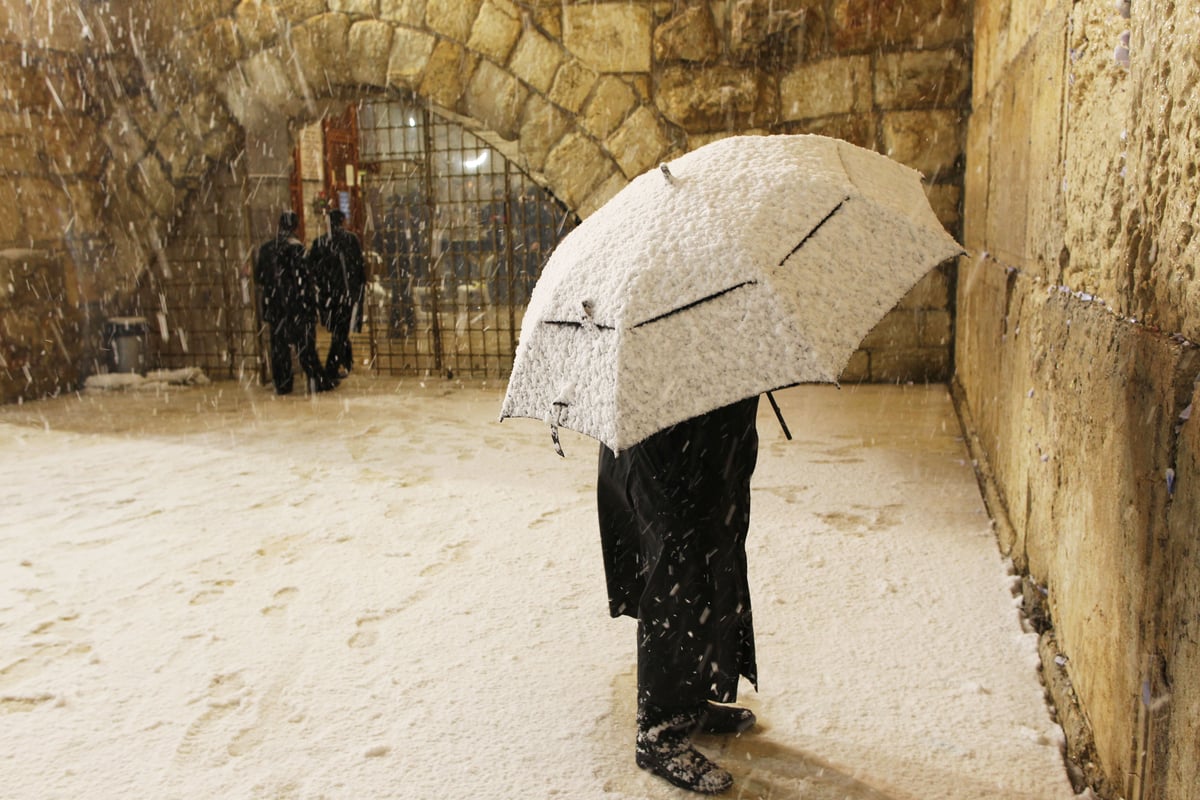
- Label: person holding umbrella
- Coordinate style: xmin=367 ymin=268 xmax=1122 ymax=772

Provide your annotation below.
xmin=597 ymin=396 xmax=761 ymax=794
xmin=500 ymin=134 xmax=964 ymax=794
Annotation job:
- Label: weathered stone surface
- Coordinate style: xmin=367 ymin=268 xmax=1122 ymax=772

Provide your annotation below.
xmin=388 ymin=26 xmax=437 ymax=83
xmin=518 ymin=93 xmax=571 ymax=174
xmin=234 ymin=0 xmax=283 ymax=52
xmin=582 ymin=75 xmax=637 ymax=139
xmin=348 ymin=21 xmax=394 ymax=87
xmin=178 ymin=20 xmax=243 ymax=86
xmin=468 ymin=0 xmax=522 ymax=62
xmin=1162 ymin=375 xmax=1200 ymax=800
xmin=729 ymin=0 xmax=813 ymax=56
xmin=43 ymin=118 xmax=106 ymax=179
xmin=418 ymin=40 xmax=477 ymax=109
xmin=875 ymin=48 xmax=971 ymax=109
xmin=543 ymin=132 xmax=612 ymax=209
xmin=548 ymin=59 xmax=598 ymax=114
xmin=380 ymin=0 xmax=426 ymax=25
xmin=275 ymin=0 xmax=327 ymax=23
xmin=330 ymin=0 xmax=379 ymax=15
xmin=509 ymin=28 xmax=565 ymax=95
xmin=605 ymin=104 xmax=670 ymax=178
xmin=577 ymin=169 xmax=626 ymax=219
xmin=292 ymin=13 xmax=353 ymax=89
xmin=426 ymin=0 xmax=482 ymax=41
xmin=463 ymin=59 xmax=528 ymax=140
xmin=831 ymin=0 xmax=969 ymax=51
xmin=882 ymin=109 xmax=962 ymax=180
xmin=656 ymin=65 xmax=777 ymax=132
xmin=780 ymin=56 xmax=870 ymax=121
xmin=563 ymin=3 xmax=652 ymax=73
xmin=654 ymin=4 xmax=720 ymax=63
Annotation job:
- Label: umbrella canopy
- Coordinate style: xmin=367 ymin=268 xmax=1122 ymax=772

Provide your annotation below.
xmin=500 ymin=134 xmax=964 ymax=454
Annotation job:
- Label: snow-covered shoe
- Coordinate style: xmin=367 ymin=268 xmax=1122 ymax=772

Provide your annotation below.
xmin=696 ymin=701 xmax=756 ymax=735
xmin=636 ymin=711 xmax=733 ymax=794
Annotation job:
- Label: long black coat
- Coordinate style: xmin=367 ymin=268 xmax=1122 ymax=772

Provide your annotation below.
xmin=254 ymin=234 xmax=315 ymax=330
xmin=597 ymin=396 xmax=760 ymax=709
xmin=310 ymin=228 xmax=366 ymax=332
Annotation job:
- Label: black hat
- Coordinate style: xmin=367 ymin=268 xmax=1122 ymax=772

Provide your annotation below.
xmin=328 ymin=209 xmax=345 ymax=224
xmin=278 ymin=211 xmax=299 ymax=231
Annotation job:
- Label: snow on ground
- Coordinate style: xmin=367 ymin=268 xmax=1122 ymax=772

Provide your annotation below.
xmin=0 ymin=376 xmax=1078 ymax=800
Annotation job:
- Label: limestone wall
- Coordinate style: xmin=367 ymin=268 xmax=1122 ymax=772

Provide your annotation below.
xmin=0 ymin=0 xmax=970 ymax=400
xmin=959 ymin=1 xmax=1200 ymax=797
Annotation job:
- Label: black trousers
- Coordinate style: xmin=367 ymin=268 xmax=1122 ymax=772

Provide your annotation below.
xmin=597 ymin=397 xmax=760 ymax=713
xmin=269 ymin=319 xmax=324 ymax=394
xmin=325 ymin=310 xmax=354 ymax=378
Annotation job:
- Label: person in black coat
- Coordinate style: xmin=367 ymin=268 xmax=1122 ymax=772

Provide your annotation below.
xmin=254 ymin=211 xmax=331 ymax=395
xmin=597 ymin=396 xmax=760 ymax=795
xmin=309 ymin=209 xmax=366 ymax=382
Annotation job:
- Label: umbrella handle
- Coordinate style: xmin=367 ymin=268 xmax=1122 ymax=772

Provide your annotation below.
xmin=766 ymin=391 xmax=792 ymax=441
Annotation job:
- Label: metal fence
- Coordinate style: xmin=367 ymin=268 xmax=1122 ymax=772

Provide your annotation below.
xmin=144 ymin=98 xmax=576 ymax=383
xmin=347 ymin=98 xmax=575 ymax=379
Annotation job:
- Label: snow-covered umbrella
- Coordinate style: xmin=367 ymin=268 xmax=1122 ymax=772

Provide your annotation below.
xmin=500 ymin=134 xmax=964 ymax=454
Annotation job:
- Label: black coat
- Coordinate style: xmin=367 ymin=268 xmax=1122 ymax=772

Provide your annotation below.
xmin=597 ymin=396 xmax=760 ymax=708
xmin=310 ymin=228 xmax=366 ymax=332
xmin=254 ymin=234 xmax=315 ymax=331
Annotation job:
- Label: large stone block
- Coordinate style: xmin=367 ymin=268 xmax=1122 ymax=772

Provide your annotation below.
xmin=543 ymin=132 xmax=613 ymax=209
xmin=380 ymin=0 xmax=426 ymax=25
xmin=425 ymin=0 xmax=482 ymax=41
xmin=388 ymin=26 xmax=436 ymax=83
xmin=875 ymin=48 xmax=971 ymax=109
xmin=882 ymin=109 xmax=963 ymax=181
xmin=549 ymin=60 xmax=598 ymax=114
xmin=291 ymin=13 xmax=354 ymax=90
xmin=349 ymin=21 xmax=394 ymax=87
xmin=463 ymin=59 xmax=528 ymax=140
xmin=780 ymin=56 xmax=871 ymax=121
xmin=234 ymin=0 xmax=283 ymax=52
xmin=582 ymin=75 xmax=637 ymax=139
xmin=563 ymin=3 xmax=652 ymax=73
xmin=509 ymin=28 xmax=565 ymax=95
xmin=654 ymin=4 xmax=720 ymax=63
xmin=330 ymin=0 xmax=379 ymax=15
xmin=518 ymin=93 xmax=570 ymax=173
xmin=656 ymin=65 xmax=777 ymax=132
xmin=467 ymin=0 xmax=522 ymax=62
xmin=1160 ymin=375 xmax=1200 ymax=798
xmin=605 ymin=104 xmax=671 ymax=179
xmin=418 ymin=40 xmax=478 ymax=109
xmin=831 ymin=0 xmax=969 ymax=51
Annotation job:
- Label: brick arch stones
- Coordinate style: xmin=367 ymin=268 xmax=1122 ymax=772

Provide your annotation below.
xmin=98 ymin=1 xmax=681 ymax=304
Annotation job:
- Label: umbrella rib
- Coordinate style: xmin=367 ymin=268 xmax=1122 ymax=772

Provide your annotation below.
xmin=541 ymin=320 xmax=616 ymax=330
xmin=778 ymin=197 xmax=849 ymax=266
xmin=632 ymin=281 xmax=757 ymax=329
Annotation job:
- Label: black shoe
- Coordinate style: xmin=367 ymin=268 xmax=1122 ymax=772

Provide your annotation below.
xmin=696 ymin=702 xmax=756 ymax=735
xmin=636 ymin=709 xmax=733 ymax=795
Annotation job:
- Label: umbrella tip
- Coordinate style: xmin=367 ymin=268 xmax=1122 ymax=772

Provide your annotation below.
xmin=659 ymin=163 xmax=674 ymax=183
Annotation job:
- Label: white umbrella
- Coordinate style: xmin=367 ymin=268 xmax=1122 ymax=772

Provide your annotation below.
xmin=500 ymin=134 xmax=964 ymax=454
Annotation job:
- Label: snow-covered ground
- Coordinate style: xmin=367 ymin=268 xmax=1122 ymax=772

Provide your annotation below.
xmin=0 ymin=376 xmax=1079 ymax=800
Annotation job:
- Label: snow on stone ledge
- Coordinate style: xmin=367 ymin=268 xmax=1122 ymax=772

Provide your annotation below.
xmin=84 ymin=368 xmax=210 ymax=391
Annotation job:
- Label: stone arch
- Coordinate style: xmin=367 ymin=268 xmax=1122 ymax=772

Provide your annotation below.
xmin=111 ymin=2 xmax=682 ymax=255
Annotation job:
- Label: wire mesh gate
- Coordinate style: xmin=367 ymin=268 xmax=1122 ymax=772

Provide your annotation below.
xmin=141 ymin=98 xmax=576 ymax=384
xmin=347 ymin=98 xmax=575 ymax=379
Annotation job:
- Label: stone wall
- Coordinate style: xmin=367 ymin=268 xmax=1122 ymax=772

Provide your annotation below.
xmin=0 ymin=0 xmax=970 ymax=401
xmin=959 ymin=1 xmax=1200 ymax=797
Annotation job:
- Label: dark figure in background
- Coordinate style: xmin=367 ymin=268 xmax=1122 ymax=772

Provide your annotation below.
xmin=253 ymin=211 xmax=330 ymax=395
xmin=309 ymin=209 xmax=366 ymax=382
xmin=597 ymin=396 xmax=761 ymax=795
xmin=383 ymin=200 xmax=425 ymax=336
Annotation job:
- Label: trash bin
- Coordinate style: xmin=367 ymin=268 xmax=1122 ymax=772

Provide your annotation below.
xmin=105 ymin=316 xmax=148 ymax=374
